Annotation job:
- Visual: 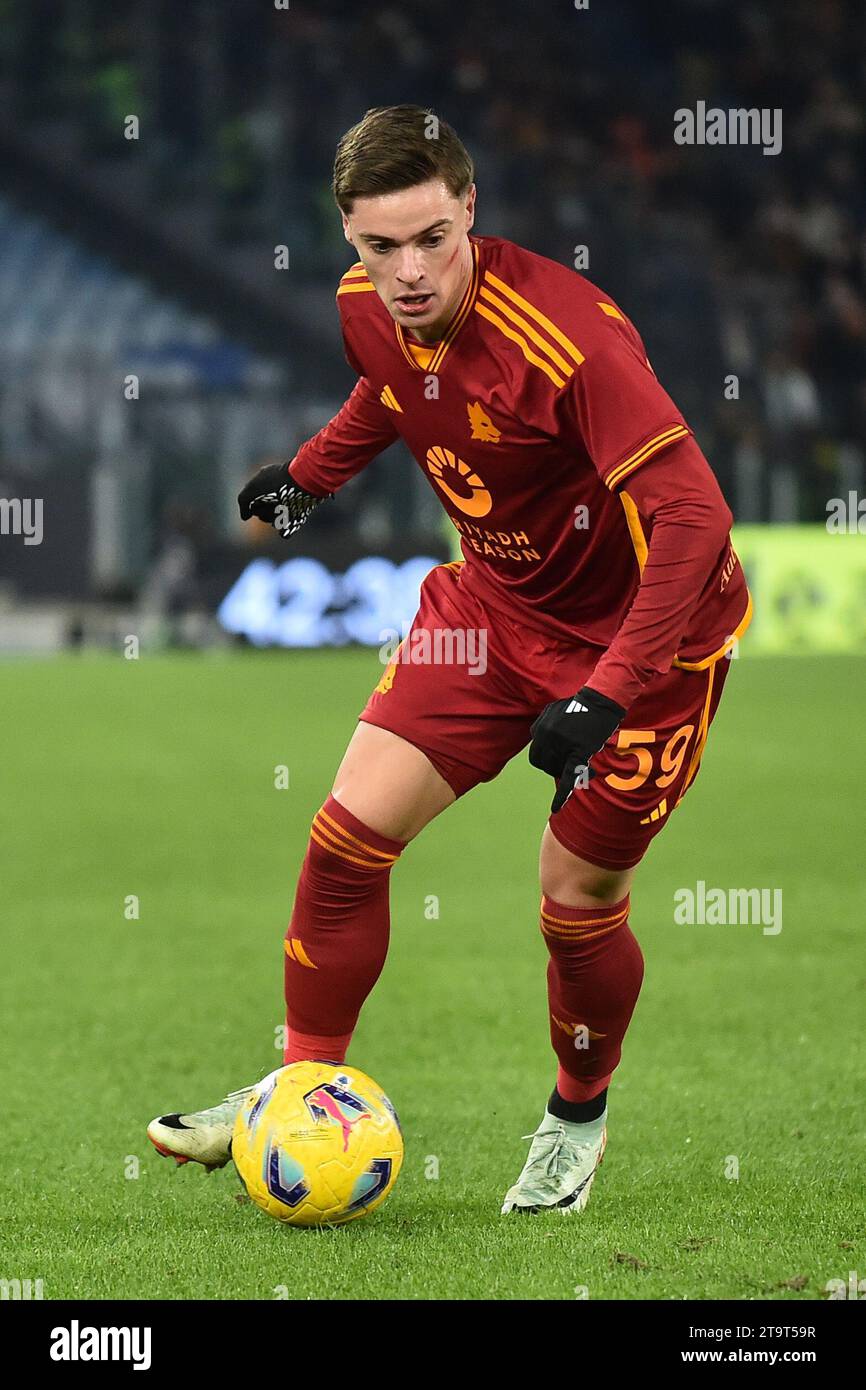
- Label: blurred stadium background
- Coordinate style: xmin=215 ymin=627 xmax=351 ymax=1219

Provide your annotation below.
xmin=0 ymin=0 xmax=864 ymax=654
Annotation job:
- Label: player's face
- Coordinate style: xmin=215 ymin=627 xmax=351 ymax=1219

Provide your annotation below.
xmin=341 ymin=180 xmax=476 ymax=342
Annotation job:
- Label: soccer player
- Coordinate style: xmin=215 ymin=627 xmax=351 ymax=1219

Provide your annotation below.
xmin=148 ymin=106 xmax=752 ymax=1213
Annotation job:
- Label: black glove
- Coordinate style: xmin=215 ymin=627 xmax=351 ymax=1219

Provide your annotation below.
xmin=237 ymin=462 xmax=332 ymax=537
xmin=528 ymin=684 xmax=626 ymax=814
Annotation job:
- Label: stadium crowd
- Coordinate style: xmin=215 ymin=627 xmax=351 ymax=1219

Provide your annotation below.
xmin=287 ymin=0 xmax=866 ymax=515
xmin=5 ymin=0 xmax=864 ymax=519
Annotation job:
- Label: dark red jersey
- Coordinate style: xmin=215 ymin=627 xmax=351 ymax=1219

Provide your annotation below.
xmin=289 ymin=234 xmax=752 ymax=707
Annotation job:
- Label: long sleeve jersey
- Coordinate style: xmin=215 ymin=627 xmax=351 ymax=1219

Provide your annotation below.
xmin=289 ymin=234 xmax=752 ymax=709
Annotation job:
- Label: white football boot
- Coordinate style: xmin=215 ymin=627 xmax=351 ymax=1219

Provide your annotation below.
xmin=501 ymin=1108 xmax=607 ymax=1214
xmin=147 ymin=1084 xmax=258 ymax=1170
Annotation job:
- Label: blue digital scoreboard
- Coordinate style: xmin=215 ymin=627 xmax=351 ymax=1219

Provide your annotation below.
xmin=217 ymin=554 xmax=440 ymax=647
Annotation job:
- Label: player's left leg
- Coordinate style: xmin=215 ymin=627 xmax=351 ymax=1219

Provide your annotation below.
xmin=503 ymin=655 xmax=733 ymax=1213
xmin=537 ymin=835 xmax=643 ymax=1111
xmin=501 ymin=845 xmax=641 ymax=1213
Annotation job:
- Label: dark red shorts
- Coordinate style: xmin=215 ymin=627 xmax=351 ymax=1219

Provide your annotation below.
xmin=359 ymin=562 xmax=732 ymax=870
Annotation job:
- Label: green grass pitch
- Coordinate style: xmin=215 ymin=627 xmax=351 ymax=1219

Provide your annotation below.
xmin=1 ymin=649 xmax=863 ymax=1301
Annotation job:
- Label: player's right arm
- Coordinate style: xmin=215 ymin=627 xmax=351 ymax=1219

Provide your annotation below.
xmin=238 ymin=275 xmax=399 ymax=536
xmin=237 ymin=373 xmax=400 ymax=536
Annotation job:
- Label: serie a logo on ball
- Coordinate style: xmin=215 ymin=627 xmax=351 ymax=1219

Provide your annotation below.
xmin=231 ymin=1061 xmax=403 ymax=1226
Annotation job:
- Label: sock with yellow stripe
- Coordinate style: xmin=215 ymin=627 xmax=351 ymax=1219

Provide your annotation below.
xmin=540 ymin=893 xmax=644 ymax=1103
xmin=283 ymin=795 xmax=405 ymax=1065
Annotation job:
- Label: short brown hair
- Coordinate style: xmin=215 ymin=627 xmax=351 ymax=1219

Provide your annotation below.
xmin=333 ymin=105 xmax=474 ymax=213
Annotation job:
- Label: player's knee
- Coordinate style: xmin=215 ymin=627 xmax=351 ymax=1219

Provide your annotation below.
xmin=539 ymin=826 xmax=633 ymax=906
xmin=303 ymin=797 xmax=404 ymax=897
xmin=305 ymin=831 xmax=395 ymax=890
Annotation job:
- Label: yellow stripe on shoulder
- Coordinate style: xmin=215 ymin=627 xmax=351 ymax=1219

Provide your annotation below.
xmin=337 ymin=280 xmax=377 ymax=296
xmin=483 ymin=271 xmax=586 ymax=366
xmin=474 ymin=300 xmax=567 ymax=387
xmin=478 ymin=285 xmax=575 ymax=380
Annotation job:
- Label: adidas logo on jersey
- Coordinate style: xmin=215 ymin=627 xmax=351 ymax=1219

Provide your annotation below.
xmin=380 ymin=385 xmax=402 ymax=412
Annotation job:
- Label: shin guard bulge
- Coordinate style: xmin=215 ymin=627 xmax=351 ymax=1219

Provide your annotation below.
xmin=283 ymin=795 xmax=405 ymax=1065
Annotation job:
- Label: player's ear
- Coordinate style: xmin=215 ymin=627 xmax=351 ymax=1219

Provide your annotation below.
xmin=340 ymin=210 xmax=354 ymax=245
xmin=464 ymin=183 xmax=477 ymax=232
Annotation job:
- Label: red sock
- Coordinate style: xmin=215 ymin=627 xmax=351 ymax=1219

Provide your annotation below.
xmin=282 ymin=795 xmax=405 ymax=1065
xmin=541 ymin=893 xmax=644 ymax=1103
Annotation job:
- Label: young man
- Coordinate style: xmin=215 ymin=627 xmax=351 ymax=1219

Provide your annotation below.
xmin=148 ymin=106 xmax=751 ymax=1213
